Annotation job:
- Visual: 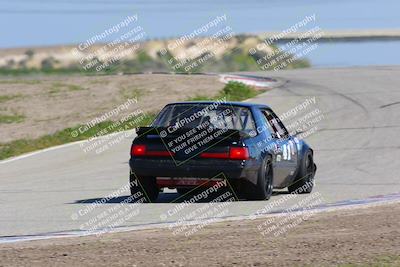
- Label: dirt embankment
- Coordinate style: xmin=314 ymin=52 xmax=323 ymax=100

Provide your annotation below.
xmin=1 ymin=203 xmax=399 ymax=267
xmin=0 ymin=74 xmax=222 ymax=142
xmin=0 ymin=36 xmax=271 ymax=70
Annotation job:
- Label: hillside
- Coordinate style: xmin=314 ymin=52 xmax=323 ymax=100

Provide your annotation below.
xmin=0 ymin=35 xmax=309 ymax=75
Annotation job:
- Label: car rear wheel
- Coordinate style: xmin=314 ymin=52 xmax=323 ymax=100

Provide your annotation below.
xmin=246 ymin=155 xmax=273 ymax=200
xmin=129 ymin=173 xmax=159 ymax=202
xmin=288 ymin=149 xmax=316 ymax=194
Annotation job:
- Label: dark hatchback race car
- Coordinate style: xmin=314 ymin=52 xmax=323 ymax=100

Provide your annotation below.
xmin=129 ymin=101 xmax=316 ymax=202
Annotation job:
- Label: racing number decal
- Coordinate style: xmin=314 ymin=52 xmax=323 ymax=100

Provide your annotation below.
xmin=282 ymin=140 xmax=296 ymax=161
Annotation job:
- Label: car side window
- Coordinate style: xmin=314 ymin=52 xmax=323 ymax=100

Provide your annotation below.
xmin=261 ymin=109 xmax=289 ymax=139
xmin=239 ymin=108 xmax=256 ymax=131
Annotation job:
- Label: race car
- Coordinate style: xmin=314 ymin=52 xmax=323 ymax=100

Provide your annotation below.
xmin=129 ymin=101 xmax=317 ymax=202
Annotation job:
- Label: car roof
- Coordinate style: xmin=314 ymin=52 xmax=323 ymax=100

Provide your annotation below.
xmin=166 ymin=101 xmax=270 ymax=109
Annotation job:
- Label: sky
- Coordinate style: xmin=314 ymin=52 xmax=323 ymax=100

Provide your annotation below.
xmin=1 ymin=0 xmax=399 ymax=48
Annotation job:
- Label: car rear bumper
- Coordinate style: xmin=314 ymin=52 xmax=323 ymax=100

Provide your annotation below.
xmin=129 ymin=158 xmax=258 ymax=181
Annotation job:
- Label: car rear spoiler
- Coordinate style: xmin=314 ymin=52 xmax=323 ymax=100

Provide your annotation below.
xmin=135 ymin=127 xmax=251 ymax=139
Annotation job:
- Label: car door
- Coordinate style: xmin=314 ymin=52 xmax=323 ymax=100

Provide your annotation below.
xmin=261 ymin=108 xmax=298 ymax=188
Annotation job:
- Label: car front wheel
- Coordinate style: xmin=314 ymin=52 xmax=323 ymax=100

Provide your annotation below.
xmin=288 ymin=149 xmax=316 ymax=194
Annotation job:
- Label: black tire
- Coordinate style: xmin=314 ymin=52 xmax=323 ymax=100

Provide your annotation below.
xmin=245 ymin=155 xmax=274 ymax=200
xmin=129 ymin=173 xmax=159 ymax=202
xmin=288 ymin=149 xmax=316 ymax=194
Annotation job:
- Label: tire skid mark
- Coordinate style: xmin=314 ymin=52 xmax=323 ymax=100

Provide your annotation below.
xmin=380 ymin=101 xmax=400 ymax=109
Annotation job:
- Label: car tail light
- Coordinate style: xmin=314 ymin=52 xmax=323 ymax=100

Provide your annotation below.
xmin=200 ymin=147 xmax=249 ymax=160
xmin=131 ymin=144 xmax=174 ymax=157
xmin=131 ymin=144 xmax=146 ymax=156
xmin=229 ymin=147 xmax=249 ymax=160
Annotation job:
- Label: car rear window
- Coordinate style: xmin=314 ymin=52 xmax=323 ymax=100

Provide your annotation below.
xmin=152 ymin=104 xmax=256 ymax=132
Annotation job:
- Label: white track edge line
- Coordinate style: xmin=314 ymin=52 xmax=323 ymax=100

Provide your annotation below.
xmin=1 ymin=197 xmax=399 ymax=244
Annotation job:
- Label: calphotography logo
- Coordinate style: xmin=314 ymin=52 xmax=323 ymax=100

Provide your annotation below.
xmin=153 ymin=98 xmax=245 ymax=166
xmin=71 ymin=182 xmax=145 ymax=236
xmin=249 ymin=14 xmax=324 ymax=71
xmin=1 ymin=1 xmax=399 ymax=266
xmin=158 ymin=14 xmax=235 ymax=73
xmin=71 ymin=14 xmax=146 ymax=72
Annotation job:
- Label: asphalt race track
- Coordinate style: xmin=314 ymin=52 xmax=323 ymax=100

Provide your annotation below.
xmin=1 ymin=66 xmax=400 ymax=237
